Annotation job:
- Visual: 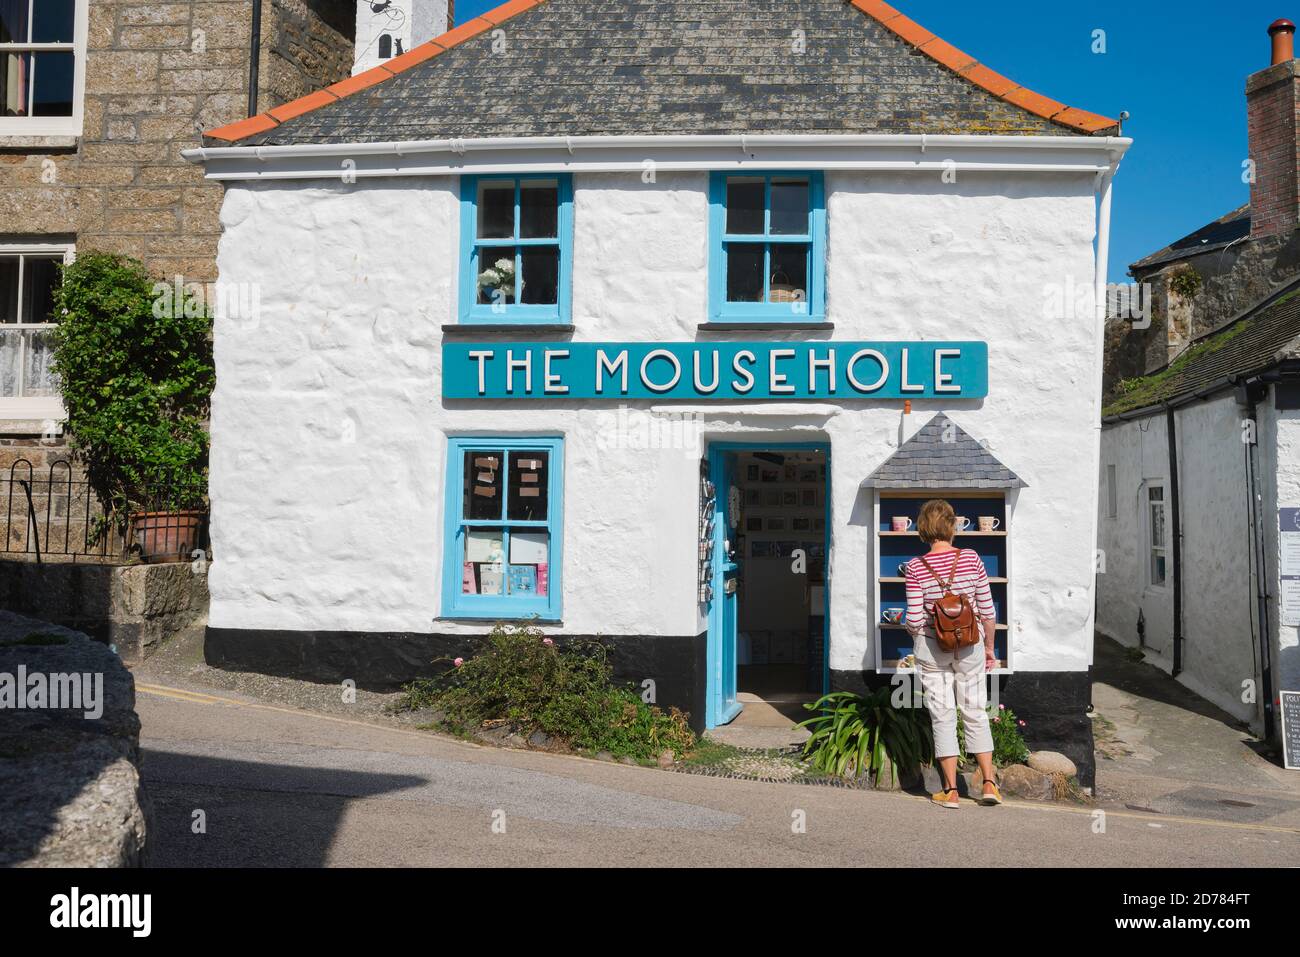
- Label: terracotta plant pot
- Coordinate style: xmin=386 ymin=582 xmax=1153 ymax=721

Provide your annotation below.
xmin=128 ymin=509 xmax=205 ymax=564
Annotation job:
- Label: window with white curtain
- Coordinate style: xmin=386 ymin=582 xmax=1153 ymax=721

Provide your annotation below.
xmin=0 ymin=243 xmax=71 ymax=419
xmin=0 ymin=0 xmax=86 ymax=136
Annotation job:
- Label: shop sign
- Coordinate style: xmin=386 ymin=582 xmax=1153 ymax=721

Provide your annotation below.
xmin=443 ymin=341 xmax=988 ymax=401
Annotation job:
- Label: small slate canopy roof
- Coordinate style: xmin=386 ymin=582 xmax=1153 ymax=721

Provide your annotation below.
xmin=207 ymin=0 xmax=1118 ymax=145
xmin=862 ymin=413 xmax=1026 ymax=490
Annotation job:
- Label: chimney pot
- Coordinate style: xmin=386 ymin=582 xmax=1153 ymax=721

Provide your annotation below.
xmin=1269 ymin=18 xmax=1296 ymax=64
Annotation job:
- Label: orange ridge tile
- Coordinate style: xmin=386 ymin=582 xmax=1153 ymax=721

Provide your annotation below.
xmin=326 ymin=64 xmax=397 ymax=99
xmin=205 ymin=113 xmax=279 ymax=143
xmin=849 ymin=0 xmax=903 ymax=24
xmin=881 ymin=13 xmax=935 ymax=48
xmin=383 ymin=40 xmax=448 ymax=76
xmin=268 ymin=89 xmax=338 ymax=123
xmin=1001 ymin=86 xmax=1069 ymax=123
xmin=482 ymin=0 xmax=544 ymax=25
xmin=919 ymin=37 xmax=976 ymax=73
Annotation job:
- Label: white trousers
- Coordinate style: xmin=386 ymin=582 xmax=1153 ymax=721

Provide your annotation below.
xmin=918 ymin=642 xmax=994 ymax=759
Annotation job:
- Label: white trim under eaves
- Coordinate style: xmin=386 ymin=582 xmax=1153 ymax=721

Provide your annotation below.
xmin=181 ymin=133 xmax=1130 ymax=182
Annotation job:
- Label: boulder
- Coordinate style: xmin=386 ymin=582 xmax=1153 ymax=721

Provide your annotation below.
xmin=657 ymin=750 xmax=676 ymax=769
xmin=594 ymin=750 xmax=615 ymax=762
xmin=998 ymin=763 xmax=1054 ymax=801
xmin=0 ymin=611 xmax=147 ymax=867
xmin=527 ymin=731 xmax=552 ymax=748
xmin=1028 ymin=750 xmax=1078 ymax=778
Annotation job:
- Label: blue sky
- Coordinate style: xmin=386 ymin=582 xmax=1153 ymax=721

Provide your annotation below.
xmin=454 ymin=1 xmax=1282 ymax=281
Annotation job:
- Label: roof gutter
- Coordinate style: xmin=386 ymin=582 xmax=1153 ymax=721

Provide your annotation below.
xmin=181 ymin=133 xmax=1131 ymax=182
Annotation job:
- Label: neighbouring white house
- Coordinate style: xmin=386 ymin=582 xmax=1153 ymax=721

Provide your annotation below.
xmin=185 ymin=0 xmax=1128 ymax=786
xmin=1098 ymin=20 xmax=1300 ymax=747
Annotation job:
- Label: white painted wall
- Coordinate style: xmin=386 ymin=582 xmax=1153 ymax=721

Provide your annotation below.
xmin=353 ymin=0 xmax=449 ymax=75
xmin=1262 ymin=400 xmax=1300 ymax=699
xmin=1097 ymin=394 xmax=1261 ymax=726
xmin=210 ymin=169 xmax=1102 ymax=677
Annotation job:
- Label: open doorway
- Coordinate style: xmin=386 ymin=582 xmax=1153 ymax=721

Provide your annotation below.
xmin=719 ymin=446 xmax=828 ymax=722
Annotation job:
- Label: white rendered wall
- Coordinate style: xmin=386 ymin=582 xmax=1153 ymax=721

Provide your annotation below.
xmin=209 ymin=169 xmax=1102 ymax=676
xmin=1262 ymin=400 xmax=1300 ymax=699
xmin=1096 ymin=394 xmax=1260 ymax=726
xmin=353 ymin=0 xmax=449 ymax=75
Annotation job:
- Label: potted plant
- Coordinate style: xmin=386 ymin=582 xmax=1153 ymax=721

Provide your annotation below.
xmin=50 ymin=254 xmax=214 ymax=563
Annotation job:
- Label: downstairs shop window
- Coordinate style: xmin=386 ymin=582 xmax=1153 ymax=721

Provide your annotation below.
xmin=708 ymin=171 xmax=826 ymax=323
xmin=459 ymin=174 xmax=573 ymax=324
xmin=441 ymin=437 xmax=564 ymax=619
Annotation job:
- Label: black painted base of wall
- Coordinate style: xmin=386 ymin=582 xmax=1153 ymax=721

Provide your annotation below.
xmin=832 ymin=668 xmax=1096 ymax=790
xmin=205 ymin=627 xmax=709 ymax=733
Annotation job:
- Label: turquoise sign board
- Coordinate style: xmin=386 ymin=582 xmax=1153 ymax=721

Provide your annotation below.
xmin=442 ymin=341 xmax=988 ymax=401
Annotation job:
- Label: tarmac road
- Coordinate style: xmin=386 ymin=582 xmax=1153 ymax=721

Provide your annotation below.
xmin=135 ymin=682 xmax=1300 ymax=868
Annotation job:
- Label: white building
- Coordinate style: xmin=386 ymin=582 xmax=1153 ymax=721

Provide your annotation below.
xmin=187 ymin=0 xmax=1128 ymax=786
xmin=353 ymin=0 xmax=452 ymax=74
xmin=1099 ymin=22 xmax=1300 ymax=745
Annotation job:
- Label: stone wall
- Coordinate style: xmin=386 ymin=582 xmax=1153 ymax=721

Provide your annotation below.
xmin=0 ymin=610 xmax=148 ymax=867
xmin=0 ymin=561 xmax=210 ymax=660
xmin=0 ymin=0 xmax=354 ymax=285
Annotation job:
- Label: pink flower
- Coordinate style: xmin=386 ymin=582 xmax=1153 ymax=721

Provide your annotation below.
xmin=999 ymin=704 xmax=1006 ymax=710
xmin=453 ymin=657 xmax=464 ymax=667
xmin=1017 ymin=719 xmax=1026 ymax=727
xmin=993 ymin=716 xmax=1001 ymax=723
xmin=543 ymin=638 xmax=554 ymax=647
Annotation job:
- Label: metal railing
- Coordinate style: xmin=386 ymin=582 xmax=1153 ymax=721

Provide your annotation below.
xmin=1 ymin=460 xmax=209 ymax=564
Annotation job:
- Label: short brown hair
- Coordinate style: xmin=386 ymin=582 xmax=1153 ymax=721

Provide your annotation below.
xmin=917 ymin=499 xmax=956 ymax=544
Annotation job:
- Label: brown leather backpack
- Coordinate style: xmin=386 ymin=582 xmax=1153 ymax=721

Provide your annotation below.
xmin=918 ymin=551 xmax=980 ymax=653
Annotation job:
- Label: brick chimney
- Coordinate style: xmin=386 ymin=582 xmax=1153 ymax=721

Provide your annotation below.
xmin=353 ymin=0 xmax=452 ymax=75
xmin=1248 ymin=19 xmax=1300 ymax=239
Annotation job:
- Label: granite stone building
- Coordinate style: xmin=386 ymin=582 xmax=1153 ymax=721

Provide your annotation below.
xmin=0 ymin=0 xmax=363 ymax=464
xmin=1098 ymin=20 xmax=1300 ymax=745
xmin=189 ymin=0 xmax=1128 ymax=785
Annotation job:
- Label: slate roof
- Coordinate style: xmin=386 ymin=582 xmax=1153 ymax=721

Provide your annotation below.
xmin=207 ymin=0 xmax=1118 ymax=146
xmin=1129 ymin=204 xmax=1252 ymax=274
xmin=861 ymin=413 xmax=1026 ymax=490
xmin=1103 ymin=280 xmax=1300 ymax=418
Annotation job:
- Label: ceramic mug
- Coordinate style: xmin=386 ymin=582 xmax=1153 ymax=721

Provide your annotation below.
xmin=891 ymin=516 xmax=913 ymax=532
xmin=978 ymin=516 xmax=1001 ymax=532
xmin=880 ymin=608 xmax=904 ymax=624
xmin=896 ymin=562 xmax=910 ymax=577
xmin=955 ymin=516 xmax=972 ymax=532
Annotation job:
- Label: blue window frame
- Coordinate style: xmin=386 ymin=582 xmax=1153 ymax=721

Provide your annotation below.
xmin=708 ymin=171 xmax=826 ymax=323
xmin=459 ymin=174 xmax=573 ymax=324
xmin=441 ymin=436 xmax=564 ymax=620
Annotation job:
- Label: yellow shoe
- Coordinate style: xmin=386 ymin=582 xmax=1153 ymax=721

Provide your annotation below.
xmin=931 ymin=787 xmax=960 ymax=809
xmin=980 ymin=780 xmax=1002 ymax=806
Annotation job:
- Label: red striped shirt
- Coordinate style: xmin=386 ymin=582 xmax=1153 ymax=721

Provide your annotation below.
xmin=904 ymin=548 xmax=996 ymax=634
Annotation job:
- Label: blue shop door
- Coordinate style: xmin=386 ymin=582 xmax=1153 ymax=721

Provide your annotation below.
xmin=707 ymin=447 xmax=742 ymax=727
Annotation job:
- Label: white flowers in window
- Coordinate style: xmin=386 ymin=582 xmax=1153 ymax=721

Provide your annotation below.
xmin=477 ymin=257 xmax=516 ymax=298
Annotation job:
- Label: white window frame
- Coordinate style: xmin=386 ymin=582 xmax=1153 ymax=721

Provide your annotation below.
xmin=0 ymin=241 xmax=73 ymax=422
xmin=0 ymin=0 xmax=87 ymax=138
xmin=1145 ymin=481 xmax=1168 ymax=589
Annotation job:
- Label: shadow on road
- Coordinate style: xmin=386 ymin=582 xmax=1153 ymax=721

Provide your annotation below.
xmin=142 ymin=748 xmax=427 ymax=867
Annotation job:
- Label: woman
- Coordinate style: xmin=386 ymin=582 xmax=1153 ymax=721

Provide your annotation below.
xmin=903 ymin=499 xmax=1001 ymax=808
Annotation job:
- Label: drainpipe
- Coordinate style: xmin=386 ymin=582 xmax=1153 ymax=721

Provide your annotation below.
xmin=248 ymin=0 xmax=263 ymax=118
xmin=1165 ymin=405 xmax=1183 ymax=676
xmin=1242 ymin=382 xmax=1277 ymax=740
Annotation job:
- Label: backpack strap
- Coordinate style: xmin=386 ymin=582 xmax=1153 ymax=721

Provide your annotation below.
xmin=918 ymin=551 xmax=963 ymax=591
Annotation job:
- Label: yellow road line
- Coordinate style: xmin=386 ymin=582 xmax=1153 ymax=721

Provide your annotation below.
xmin=135 ymin=681 xmax=1300 ymax=837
